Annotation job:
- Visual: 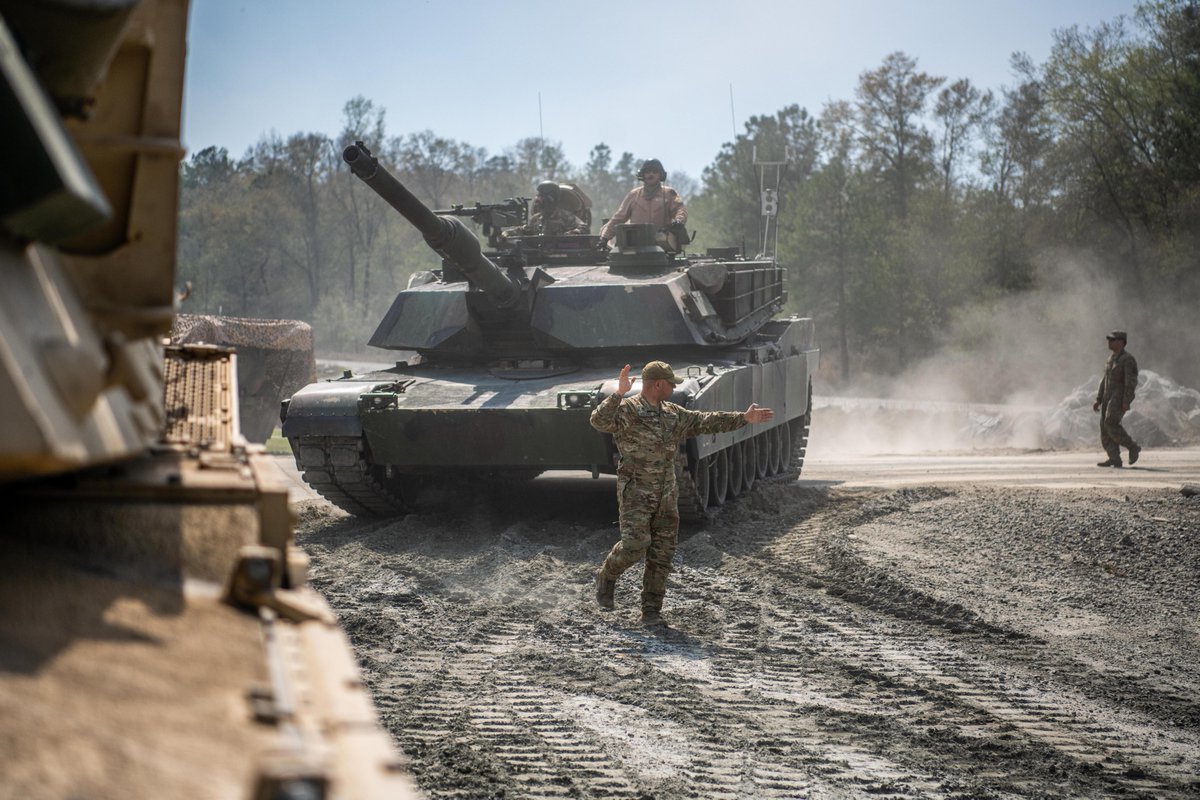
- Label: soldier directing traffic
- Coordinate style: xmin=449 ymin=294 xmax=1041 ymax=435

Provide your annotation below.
xmin=1092 ymin=330 xmax=1141 ymax=468
xmin=591 ymin=361 xmax=774 ymax=628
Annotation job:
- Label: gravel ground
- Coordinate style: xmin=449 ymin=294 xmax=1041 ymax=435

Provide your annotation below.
xmin=295 ymin=474 xmax=1200 ymax=799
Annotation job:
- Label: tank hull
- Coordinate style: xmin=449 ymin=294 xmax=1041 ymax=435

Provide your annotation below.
xmin=283 ymin=317 xmax=818 ymax=518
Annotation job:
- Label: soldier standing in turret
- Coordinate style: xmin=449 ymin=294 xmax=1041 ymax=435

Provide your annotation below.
xmin=596 ymin=159 xmax=687 ymax=250
xmin=591 ymin=361 xmax=774 ymax=628
xmin=1093 ymin=330 xmax=1142 ymax=468
xmin=506 ymin=181 xmax=589 ymax=236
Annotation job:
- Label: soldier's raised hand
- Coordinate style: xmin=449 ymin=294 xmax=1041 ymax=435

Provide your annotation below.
xmin=743 ymin=403 xmax=774 ymax=424
xmin=616 ymin=364 xmax=633 ymax=396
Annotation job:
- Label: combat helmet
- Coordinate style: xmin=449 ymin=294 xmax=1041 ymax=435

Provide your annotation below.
xmin=637 ymin=159 xmax=666 ymax=181
xmin=536 ymin=180 xmax=561 ymax=204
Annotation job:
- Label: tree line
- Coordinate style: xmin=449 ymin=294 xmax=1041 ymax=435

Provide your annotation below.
xmin=179 ymin=1 xmax=1199 ymax=389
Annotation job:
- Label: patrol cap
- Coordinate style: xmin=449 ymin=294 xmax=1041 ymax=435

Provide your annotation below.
xmin=1106 ymin=330 xmax=1128 ymax=342
xmin=641 ymin=360 xmax=683 ymax=385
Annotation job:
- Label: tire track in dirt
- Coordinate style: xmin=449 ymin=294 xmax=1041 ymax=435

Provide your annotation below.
xmin=298 ymin=479 xmax=1200 ymax=799
xmin=698 ymin=485 xmax=1198 ymax=794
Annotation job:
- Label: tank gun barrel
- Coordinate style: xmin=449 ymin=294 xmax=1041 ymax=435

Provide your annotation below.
xmin=343 ymin=142 xmax=520 ymax=306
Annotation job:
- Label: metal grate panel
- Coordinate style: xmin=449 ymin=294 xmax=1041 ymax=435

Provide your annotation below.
xmin=162 ymin=345 xmax=238 ymax=450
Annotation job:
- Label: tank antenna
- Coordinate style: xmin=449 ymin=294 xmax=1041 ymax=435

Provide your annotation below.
xmin=729 ymin=84 xmax=737 ymax=139
xmin=752 ymin=145 xmax=794 ymax=261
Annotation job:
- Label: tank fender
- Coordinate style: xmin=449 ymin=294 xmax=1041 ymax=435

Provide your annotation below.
xmin=281 ymin=380 xmax=387 ymax=438
xmin=686 ymin=352 xmax=812 ymax=461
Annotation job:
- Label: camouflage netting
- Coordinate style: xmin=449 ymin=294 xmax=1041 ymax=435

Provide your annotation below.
xmin=170 ymin=314 xmax=316 ymax=442
xmin=1042 ymin=370 xmax=1200 ymax=449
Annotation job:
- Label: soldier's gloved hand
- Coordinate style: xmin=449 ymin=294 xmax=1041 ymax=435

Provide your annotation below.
xmin=595 ymin=238 xmax=609 ymax=251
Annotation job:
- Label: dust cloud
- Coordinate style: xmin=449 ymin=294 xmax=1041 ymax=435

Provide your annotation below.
xmin=810 ymin=252 xmax=1200 ymax=457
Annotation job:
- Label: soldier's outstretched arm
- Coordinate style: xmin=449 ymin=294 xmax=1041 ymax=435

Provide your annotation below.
xmin=676 ymin=406 xmax=746 ymax=438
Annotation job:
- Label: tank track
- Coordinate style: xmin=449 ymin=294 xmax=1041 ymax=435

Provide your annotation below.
xmin=677 ymin=381 xmax=813 ymax=522
xmin=293 ymin=436 xmax=407 ymax=516
xmin=782 ymin=403 xmax=812 ymax=478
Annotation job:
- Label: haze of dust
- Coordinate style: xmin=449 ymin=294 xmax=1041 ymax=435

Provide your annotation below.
xmin=809 ymin=252 xmax=1200 ymax=457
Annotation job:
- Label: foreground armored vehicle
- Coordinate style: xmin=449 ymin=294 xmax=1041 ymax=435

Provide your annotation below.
xmin=283 ymin=143 xmax=817 ymax=519
xmin=0 ymin=4 xmax=416 ymax=797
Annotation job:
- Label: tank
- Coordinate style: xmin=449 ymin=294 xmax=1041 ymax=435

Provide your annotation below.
xmin=0 ymin=5 xmax=416 ymax=798
xmin=282 ymin=142 xmax=818 ymax=520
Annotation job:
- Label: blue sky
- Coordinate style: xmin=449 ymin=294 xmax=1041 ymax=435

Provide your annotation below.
xmin=185 ymin=0 xmax=1141 ymax=181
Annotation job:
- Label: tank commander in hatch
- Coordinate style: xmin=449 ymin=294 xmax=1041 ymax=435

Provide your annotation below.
xmin=590 ymin=361 xmax=774 ymax=629
xmin=505 ymin=180 xmax=589 ymax=236
xmin=596 ymin=158 xmax=688 ymax=251
xmin=1092 ymin=330 xmax=1141 ymax=468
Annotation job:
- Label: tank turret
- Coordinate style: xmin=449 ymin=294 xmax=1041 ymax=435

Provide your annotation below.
xmin=283 ymin=141 xmax=819 ymax=521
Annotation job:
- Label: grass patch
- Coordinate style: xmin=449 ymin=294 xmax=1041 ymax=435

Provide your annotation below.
xmin=264 ymin=427 xmax=292 ymax=455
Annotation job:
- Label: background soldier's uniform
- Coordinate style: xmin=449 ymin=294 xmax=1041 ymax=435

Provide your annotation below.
xmin=590 ymin=393 xmax=745 ymax=615
xmin=1096 ymin=347 xmax=1139 ymax=464
xmin=509 ymin=206 xmax=588 ymax=236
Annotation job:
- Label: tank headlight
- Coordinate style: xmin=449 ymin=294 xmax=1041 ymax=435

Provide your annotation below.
xmin=359 ymin=393 xmax=397 ymax=410
xmin=558 ymin=391 xmax=595 ymax=409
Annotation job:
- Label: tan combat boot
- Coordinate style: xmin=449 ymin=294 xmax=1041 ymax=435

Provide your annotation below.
xmin=594 ymin=569 xmax=615 ymax=610
xmin=640 ymin=610 xmax=667 ymax=628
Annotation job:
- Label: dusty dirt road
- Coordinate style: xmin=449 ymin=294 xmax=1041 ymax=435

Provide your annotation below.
xmin=283 ymin=448 xmax=1200 ymax=799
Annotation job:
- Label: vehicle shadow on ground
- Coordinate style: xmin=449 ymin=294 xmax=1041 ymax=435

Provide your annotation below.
xmin=297 ymin=474 xmax=835 ymax=571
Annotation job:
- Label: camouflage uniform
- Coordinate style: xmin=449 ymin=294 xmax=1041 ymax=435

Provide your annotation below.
xmin=509 ymin=205 xmax=588 ymax=236
xmin=1096 ymin=346 xmax=1139 ymax=464
xmin=590 ymin=392 xmax=746 ymax=615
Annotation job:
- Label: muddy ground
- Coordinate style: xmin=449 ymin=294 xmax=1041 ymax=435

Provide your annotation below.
xmin=294 ymin=469 xmax=1200 ymax=799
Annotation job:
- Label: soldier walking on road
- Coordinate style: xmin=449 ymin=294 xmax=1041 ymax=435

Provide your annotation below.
xmin=1093 ymin=330 xmax=1141 ymax=468
xmin=590 ymin=361 xmax=774 ymax=628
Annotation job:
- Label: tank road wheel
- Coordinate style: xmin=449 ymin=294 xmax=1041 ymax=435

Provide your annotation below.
xmin=727 ymin=439 xmax=745 ymax=498
xmin=677 ymin=451 xmax=711 ymax=523
xmin=740 ymin=437 xmax=756 ymax=493
xmin=755 ymin=430 xmax=772 ymax=478
xmin=777 ymin=423 xmax=793 ymax=476
xmin=709 ymin=447 xmax=730 ymax=506
xmin=768 ymin=424 xmax=787 ymax=474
